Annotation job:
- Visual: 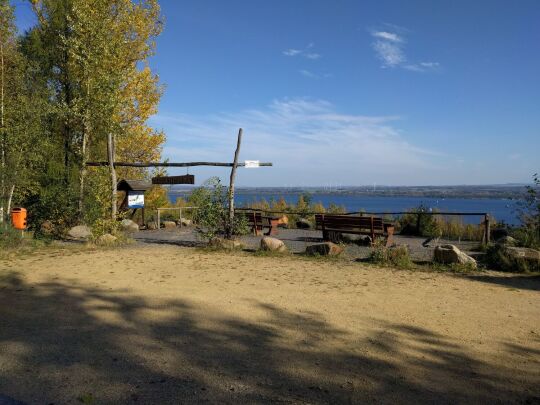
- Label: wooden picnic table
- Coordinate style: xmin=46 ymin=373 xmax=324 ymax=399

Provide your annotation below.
xmin=241 ymin=212 xmax=281 ymax=236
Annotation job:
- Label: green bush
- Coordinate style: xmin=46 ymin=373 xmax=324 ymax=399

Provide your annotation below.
xmin=0 ymin=226 xmax=25 ymax=249
xmin=190 ymin=177 xmax=248 ymax=241
xmin=515 ymin=173 xmax=540 ymax=249
xmin=398 ymin=204 xmax=441 ymax=237
xmin=368 ymin=243 xmax=413 ymax=269
xmin=91 ymin=218 xmax=122 ymax=238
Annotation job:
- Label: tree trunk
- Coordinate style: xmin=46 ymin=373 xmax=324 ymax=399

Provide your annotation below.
xmin=108 ymin=132 xmax=117 ymax=220
xmin=78 ymin=81 xmax=90 ymax=222
xmin=78 ymin=132 xmax=87 ymax=221
xmin=6 ymin=184 xmax=14 ymax=217
xmin=1 ymin=42 xmax=5 ymax=224
xmin=227 ymin=128 xmax=242 ymax=238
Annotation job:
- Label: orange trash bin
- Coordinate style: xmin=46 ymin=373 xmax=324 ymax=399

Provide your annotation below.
xmin=11 ymin=208 xmax=27 ymax=230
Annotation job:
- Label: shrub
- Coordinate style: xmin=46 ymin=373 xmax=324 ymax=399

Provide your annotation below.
xmin=0 ymin=226 xmax=25 ymax=249
xmin=398 ymin=204 xmax=441 ymax=237
xmin=91 ymin=218 xmax=122 ymax=238
xmin=191 ymin=177 xmax=248 ymax=241
xmin=368 ymin=242 xmax=413 ymax=269
xmin=515 ymin=173 xmax=540 ymax=248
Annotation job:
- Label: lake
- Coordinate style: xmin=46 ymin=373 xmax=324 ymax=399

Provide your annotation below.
xmin=169 ymin=192 xmax=521 ymax=225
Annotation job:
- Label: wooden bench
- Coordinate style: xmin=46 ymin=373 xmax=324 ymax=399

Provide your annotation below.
xmin=241 ymin=212 xmax=280 ymax=236
xmin=315 ymin=214 xmax=395 ymax=247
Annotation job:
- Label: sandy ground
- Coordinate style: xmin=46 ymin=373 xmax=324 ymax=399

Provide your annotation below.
xmin=0 ymin=244 xmax=539 ymax=404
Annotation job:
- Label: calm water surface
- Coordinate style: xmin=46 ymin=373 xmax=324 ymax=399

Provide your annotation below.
xmin=170 ymin=192 xmax=520 ymax=225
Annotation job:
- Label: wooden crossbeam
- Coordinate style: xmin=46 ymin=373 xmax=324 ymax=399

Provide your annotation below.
xmin=86 ymin=161 xmax=273 ymax=168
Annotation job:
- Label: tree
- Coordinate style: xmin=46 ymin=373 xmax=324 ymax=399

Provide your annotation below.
xmin=0 ymin=0 xmax=45 ymax=224
xmin=516 ymin=173 xmax=540 ymax=247
xmin=28 ymin=0 xmax=165 ymax=223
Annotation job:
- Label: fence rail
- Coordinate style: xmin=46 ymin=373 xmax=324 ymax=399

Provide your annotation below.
xmin=155 ymin=206 xmax=198 ymax=228
xmin=234 ymin=207 xmax=492 ymax=242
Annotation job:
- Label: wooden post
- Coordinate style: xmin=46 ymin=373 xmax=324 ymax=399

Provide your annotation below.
xmin=179 ymin=207 xmax=183 ymax=228
xmin=227 ymin=128 xmax=243 ymax=238
xmin=157 ymin=209 xmax=160 ymax=230
xmin=107 ymin=132 xmax=117 ymax=220
xmin=484 ymin=214 xmax=491 ymax=244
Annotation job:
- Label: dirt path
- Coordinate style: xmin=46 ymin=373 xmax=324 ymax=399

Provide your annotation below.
xmin=1 ymin=245 xmax=539 ymax=404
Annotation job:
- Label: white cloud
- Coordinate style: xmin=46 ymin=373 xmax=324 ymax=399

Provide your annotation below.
xmin=150 ymin=99 xmax=447 ymax=186
xmin=370 ymin=28 xmax=439 ymax=72
xmin=283 ymin=43 xmax=322 ymax=60
xmin=299 ymin=69 xmax=319 ymax=78
xmin=372 ymin=31 xmax=403 ymax=43
xmin=283 ymin=49 xmax=301 ymax=56
xmin=420 ymin=62 xmax=440 ymax=68
xmin=304 ymin=52 xmax=321 ymax=60
xmin=373 ymin=40 xmax=406 ymax=67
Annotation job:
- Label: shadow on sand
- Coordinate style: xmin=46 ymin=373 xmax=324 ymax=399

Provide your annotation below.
xmin=0 ymin=271 xmax=538 ymax=404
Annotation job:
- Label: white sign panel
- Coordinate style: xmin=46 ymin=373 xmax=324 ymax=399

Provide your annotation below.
xmin=128 ymin=191 xmax=145 ymax=208
xmin=244 ymin=160 xmax=260 ymax=168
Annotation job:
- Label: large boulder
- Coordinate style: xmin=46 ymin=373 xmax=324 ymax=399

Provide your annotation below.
xmin=180 ymin=218 xmax=192 ymax=227
xmin=496 ymin=236 xmax=517 ymax=246
xmin=305 ymin=242 xmax=344 ymax=256
xmin=121 ymin=219 xmax=139 ymax=233
xmin=296 ymin=218 xmax=313 ymax=230
xmin=208 ymin=237 xmax=245 ymax=250
xmin=260 ymin=236 xmax=288 ymax=253
xmin=67 ymin=225 xmax=92 ymax=241
xmin=162 ymin=220 xmax=177 ymax=229
xmin=503 ymin=246 xmax=540 ymax=261
xmin=434 ymin=244 xmax=477 ymax=268
xmin=96 ymin=233 xmax=117 ymax=245
xmin=486 ymin=244 xmax=540 ymax=272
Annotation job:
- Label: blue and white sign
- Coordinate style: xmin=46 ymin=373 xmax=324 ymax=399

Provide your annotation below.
xmin=128 ymin=191 xmax=145 ymax=209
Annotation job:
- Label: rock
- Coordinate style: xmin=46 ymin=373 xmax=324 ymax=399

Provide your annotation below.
xmin=496 ymin=235 xmax=517 ymax=246
xmin=296 ymin=218 xmax=313 ymax=229
xmin=162 ymin=221 xmax=177 ymax=229
xmin=260 ymin=236 xmax=288 ymax=253
xmin=40 ymin=220 xmax=54 ymax=236
xmin=503 ymin=246 xmax=540 ymax=261
xmin=341 ymin=234 xmax=371 ymax=246
xmin=97 ymin=233 xmax=117 ymax=245
xmin=147 ymin=221 xmax=158 ymax=230
xmin=486 ymin=244 xmax=540 ymax=272
xmin=208 ymin=237 xmax=245 ymax=250
xmin=434 ymin=244 xmax=477 ymax=268
xmin=180 ymin=218 xmax=192 ymax=227
xmin=277 ymin=215 xmax=289 ymax=228
xmin=121 ymin=219 xmax=139 ymax=233
xmin=67 ymin=225 xmax=93 ymax=241
xmin=305 ymin=242 xmax=344 ymax=256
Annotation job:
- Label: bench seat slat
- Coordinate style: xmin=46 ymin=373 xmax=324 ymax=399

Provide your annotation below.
xmin=314 ymin=214 xmax=394 ymax=247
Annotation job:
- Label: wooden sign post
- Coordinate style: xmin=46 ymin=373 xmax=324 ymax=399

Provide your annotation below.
xmin=227 ymin=128 xmax=243 ymax=238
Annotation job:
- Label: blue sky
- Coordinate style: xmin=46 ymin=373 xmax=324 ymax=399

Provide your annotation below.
xmin=13 ymin=0 xmax=540 ymax=186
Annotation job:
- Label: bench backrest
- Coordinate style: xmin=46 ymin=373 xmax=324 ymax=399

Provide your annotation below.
xmin=315 ymin=214 xmax=384 ymax=232
xmin=241 ymin=212 xmax=264 ymax=226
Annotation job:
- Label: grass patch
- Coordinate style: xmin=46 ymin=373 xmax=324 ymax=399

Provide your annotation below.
xmin=368 ymin=244 xmax=413 ymax=269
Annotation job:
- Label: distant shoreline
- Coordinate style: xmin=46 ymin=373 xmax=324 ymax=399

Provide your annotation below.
xmin=168 ymin=185 xmax=527 ymax=200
